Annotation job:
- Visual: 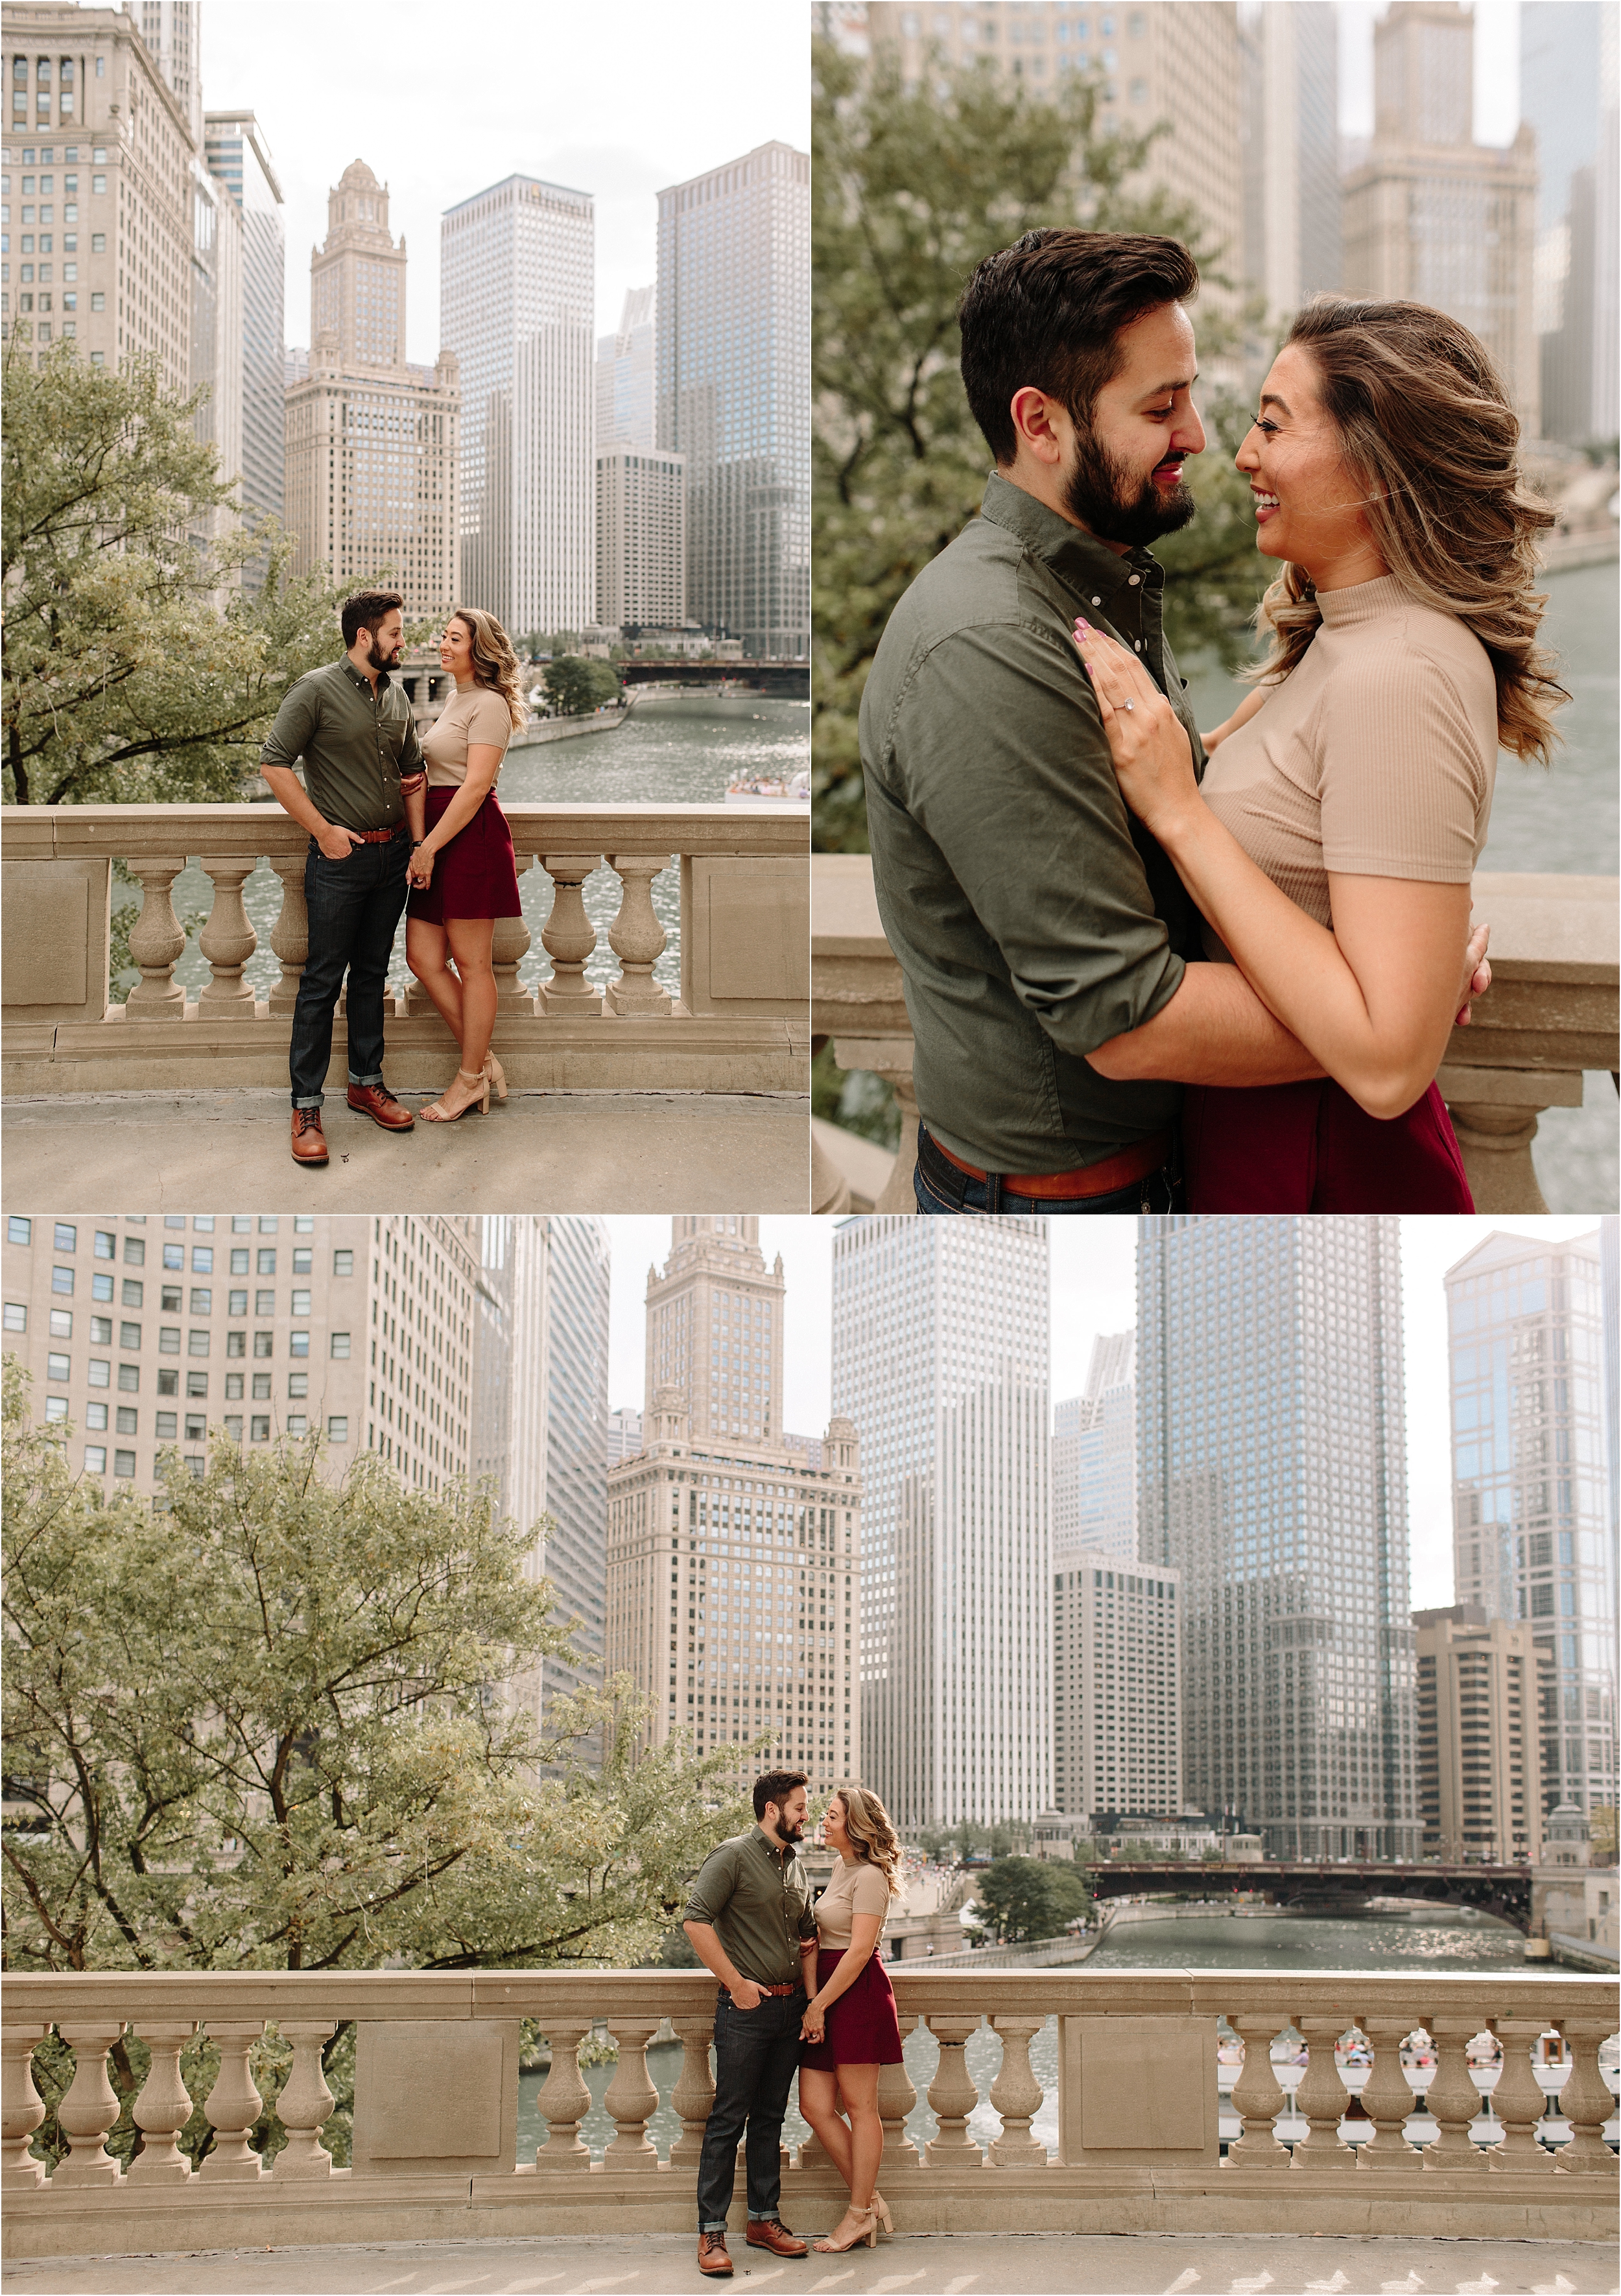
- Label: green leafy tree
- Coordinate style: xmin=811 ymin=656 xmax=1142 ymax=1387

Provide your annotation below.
xmin=971 ymin=1854 xmax=1091 ymax=1945
xmin=543 ymin=654 xmax=622 ymax=715
xmin=2 ymin=340 xmax=395 ymax=805
xmin=812 ymin=37 xmax=1268 ymax=853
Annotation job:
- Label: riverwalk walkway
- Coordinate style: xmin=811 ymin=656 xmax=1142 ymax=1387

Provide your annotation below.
xmin=4 ymin=2231 xmax=1613 ymax=2295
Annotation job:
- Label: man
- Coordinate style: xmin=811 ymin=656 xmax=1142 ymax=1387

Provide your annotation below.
xmin=860 ymin=229 xmax=1327 ymax=1214
xmin=683 ymin=1770 xmax=820 ymax=2277
xmin=260 ymin=589 xmax=427 ymax=1166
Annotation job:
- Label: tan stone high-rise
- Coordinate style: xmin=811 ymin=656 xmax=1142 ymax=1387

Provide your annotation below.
xmin=1413 ymin=1604 xmax=1550 ymax=1863
xmin=284 ymin=160 xmax=460 ymax=618
xmin=1342 ymin=1 xmax=1539 ymax=431
xmin=606 ymin=1218 xmax=863 ymax=1789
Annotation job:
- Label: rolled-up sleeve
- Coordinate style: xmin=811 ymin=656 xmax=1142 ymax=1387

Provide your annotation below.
xmin=683 ymin=1842 xmax=736 ymax=1929
xmin=260 ymin=679 xmax=318 ymax=775
xmin=895 ymin=622 xmax=1186 ymax=1056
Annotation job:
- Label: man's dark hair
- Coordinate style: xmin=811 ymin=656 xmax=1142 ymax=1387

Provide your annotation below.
xmin=340 ymin=589 xmax=405 ymax=648
xmin=958 ymin=230 xmax=1200 ymax=465
xmin=753 ymin=1769 xmax=809 ymax=1822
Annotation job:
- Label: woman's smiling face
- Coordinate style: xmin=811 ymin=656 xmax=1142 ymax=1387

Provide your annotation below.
xmin=1235 ymin=342 xmax=1387 ymax=587
xmin=823 ymin=1795 xmax=849 ymax=1851
xmin=439 ymin=617 xmax=474 ymax=676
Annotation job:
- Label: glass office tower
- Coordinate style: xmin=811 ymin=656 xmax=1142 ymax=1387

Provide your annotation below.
xmin=1053 ymin=1329 xmax=1137 ymax=1568
xmin=655 ymin=140 xmax=809 ymax=657
xmin=1138 ymin=1215 xmax=1418 ymax=1860
xmin=204 ymin=110 xmax=283 ymax=594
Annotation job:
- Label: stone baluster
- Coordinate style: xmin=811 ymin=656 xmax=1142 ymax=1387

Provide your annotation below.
xmin=52 ymin=2022 xmax=127 ymax=2184
xmin=924 ymin=2016 xmax=984 ymax=2166
xmin=1550 ymin=2016 xmax=1619 ymax=2172
xmin=533 ymin=2021 xmax=593 ymax=2170
xmin=988 ymin=2015 xmax=1047 ymax=2166
xmin=124 ymin=858 xmax=188 ymax=1017
xmin=602 ymin=2020 xmax=660 ymax=2168
xmin=1291 ymin=2017 xmax=1355 ymax=2172
xmin=1419 ymin=2018 xmax=1489 ymax=2173
xmin=604 ymin=853 xmax=673 ymax=1016
xmin=274 ymin=2022 xmax=337 ymax=2177
xmin=267 ymin=857 xmax=309 ymax=1015
xmin=877 ymin=2014 xmax=920 ymax=2172
xmin=198 ymin=2020 xmax=265 ymax=2180
xmin=1487 ymin=2017 xmax=1555 ymax=2174
xmin=196 ymin=860 xmax=259 ymax=1015
xmin=126 ymin=2020 xmax=200 ymax=2183
xmin=1 ymin=2023 xmax=50 ymax=2188
xmin=1226 ymin=2017 xmax=1291 ymax=2168
xmin=539 ymin=853 xmax=603 ymax=1013
xmin=1356 ymin=2016 xmax=1421 ymax=2174
xmin=669 ymin=2016 xmax=715 ymax=2168
xmin=492 ymin=854 xmax=536 ymax=1012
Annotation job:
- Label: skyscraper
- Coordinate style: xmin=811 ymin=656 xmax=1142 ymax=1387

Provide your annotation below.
xmin=1342 ymin=1 xmax=1539 ymax=429
xmin=1238 ymin=0 xmax=1340 ymax=333
xmin=204 ymin=111 xmax=285 ymax=593
xmin=1412 ymin=1604 xmax=1550 ymax=1864
xmin=831 ymin=1214 xmax=1050 ymax=1831
xmin=606 ymin=1219 xmax=863 ymax=1786
xmin=440 ymin=172 xmax=594 ymax=637
xmin=1053 ymin=1560 xmax=1183 ymax=1826
xmin=1138 ymin=1215 xmax=1418 ymax=1862
xmin=596 ymin=283 xmax=655 ymax=451
xmin=1520 ymin=1 xmax=1620 ymax=445
xmin=1445 ymin=1228 xmax=1616 ymax=1822
xmin=1053 ymin=1329 xmax=1137 ymax=1569
xmin=541 ymin=1216 xmax=612 ymax=1718
xmin=656 ymin=141 xmax=810 ymax=656
xmin=283 ymin=161 xmax=460 ymax=617
xmin=596 ymin=447 xmax=686 ymax=632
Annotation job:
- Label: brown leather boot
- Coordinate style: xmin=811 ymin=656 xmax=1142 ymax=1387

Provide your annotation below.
xmin=697 ymin=2232 xmax=733 ymax=2277
xmin=746 ymin=2218 xmax=809 ymax=2256
xmin=290 ymin=1107 xmax=329 ymax=1166
xmin=347 ymin=1082 xmax=415 ymax=1131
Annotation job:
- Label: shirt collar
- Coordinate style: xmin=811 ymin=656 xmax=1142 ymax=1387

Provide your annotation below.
xmin=978 ymin=467 xmax=1163 ymax=601
xmin=338 ymin=654 xmax=395 ymax=695
xmin=753 ymin=1822 xmax=798 ymax=1862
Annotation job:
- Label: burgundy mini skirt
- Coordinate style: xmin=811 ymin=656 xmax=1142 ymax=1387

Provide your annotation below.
xmin=1182 ymin=1077 xmax=1473 ymax=1213
xmin=406 ymin=787 xmax=523 ymax=925
xmin=799 ymin=1948 xmax=905 ymax=2071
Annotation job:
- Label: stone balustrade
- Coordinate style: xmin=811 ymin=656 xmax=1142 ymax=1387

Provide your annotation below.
xmin=1 ymin=805 xmax=809 ymax=1096
xmin=3 ymin=1970 xmax=1614 ymax=2262
xmin=810 ymin=855 xmax=1619 ymax=1214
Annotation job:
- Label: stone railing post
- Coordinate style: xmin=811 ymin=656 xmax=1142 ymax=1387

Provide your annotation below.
xmin=1 ymin=2023 xmax=49 ymax=2188
xmin=124 ymin=858 xmax=188 ymax=1018
xmin=491 ymin=854 xmax=536 ymax=1012
xmin=877 ymin=2013 xmax=919 ymax=2172
xmin=52 ymin=2022 xmax=126 ymax=2185
xmin=538 ymin=854 xmax=603 ymax=1014
xmin=602 ymin=2020 xmax=660 ymax=2168
xmin=1292 ymin=2017 xmax=1355 ymax=2172
xmin=127 ymin=2020 xmax=200 ymax=2183
xmin=267 ymin=857 xmax=309 ymax=1017
xmin=1420 ymin=2019 xmax=1489 ymax=2173
xmin=669 ymin=2015 xmax=715 ymax=2168
xmin=924 ymin=2016 xmax=984 ymax=2166
xmin=1356 ymin=2016 xmax=1420 ymax=2174
xmin=1227 ymin=2017 xmax=1290 ymax=2168
xmin=198 ymin=2021 xmax=265 ymax=2181
xmin=274 ymin=2022 xmax=337 ymax=2177
xmin=988 ymin=2015 xmax=1046 ymax=2165
xmin=196 ymin=860 xmax=259 ymax=1017
xmin=1552 ymin=2016 xmax=1619 ymax=2172
xmin=1487 ymin=2017 xmax=1555 ymax=2174
xmin=533 ymin=2020 xmax=593 ymax=2170
xmin=831 ymin=1041 xmax=921 ymax=1215
xmin=604 ymin=855 xmax=673 ymax=1017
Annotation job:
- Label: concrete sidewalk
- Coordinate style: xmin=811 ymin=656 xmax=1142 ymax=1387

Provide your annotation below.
xmin=3 ymin=2234 xmax=1614 ymax=2296
xmin=0 ymin=1091 xmax=810 ymax=1213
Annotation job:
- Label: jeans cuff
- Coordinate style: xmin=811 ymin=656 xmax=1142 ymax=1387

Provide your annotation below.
xmin=348 ymin=1071 xmax=383 ymax=1087
xmin=699 ymin=2220 xmax=730 ymax=2234
xmin=746 ymin=2214 xmax=779 ymax=2224
xmin=292 ymin=1095 xmax=324 ymax=1109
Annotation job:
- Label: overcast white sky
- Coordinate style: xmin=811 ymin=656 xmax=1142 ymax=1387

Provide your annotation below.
xmin=1341 ymin=0 xmax=1520 ymax=144
xmin=605 ymin=1213 xmax=1602 ymax=1620
xmin=198 ymin=0 xmax=808 ymax=366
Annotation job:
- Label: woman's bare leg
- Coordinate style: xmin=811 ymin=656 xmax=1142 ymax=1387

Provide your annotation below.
xmin=405 ymin=918 xmax=464 ymax=1047
xmin=838 ymin=2065 xmax=883 ymax=2212
xmin=444 ymin=916 xmax=497 ymax=1078
xmin=796 ymin=2067 xmax=856 ymax=2186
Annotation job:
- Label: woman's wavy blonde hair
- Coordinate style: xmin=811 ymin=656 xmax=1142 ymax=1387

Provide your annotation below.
xmin=447 ymin=604 xmax=528 ymax=733
xmin=1249 ymin=297 xmax=1567 ymax=766
xmin=833 ymin=1783 xmax=905 ymax=1899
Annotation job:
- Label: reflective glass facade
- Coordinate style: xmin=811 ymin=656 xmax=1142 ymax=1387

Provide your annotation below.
xmin=204 ymin=112 xmax=283 ymax=597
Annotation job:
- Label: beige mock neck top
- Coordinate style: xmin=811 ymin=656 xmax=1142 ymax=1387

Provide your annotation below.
xmin=814 ymin=1856 xmax=892 ymax=1945
xmin=421 ymin=680 xmax=513 ymax=788
xmin=1197 ymin=574 xmax=1498 ymax=951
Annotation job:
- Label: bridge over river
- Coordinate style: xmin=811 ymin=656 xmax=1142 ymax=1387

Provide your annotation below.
xmin=1084 ymin=1860 xmax=1544 ymax=1928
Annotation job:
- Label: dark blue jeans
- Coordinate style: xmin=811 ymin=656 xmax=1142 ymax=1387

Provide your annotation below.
xmin=696 ymin=1987 xmax=805 ymax=2234
xmin=289 ymin=834 xmax=410 ymax=1108
xmin=914 ymin=1120 xmax=1185 ymax=1214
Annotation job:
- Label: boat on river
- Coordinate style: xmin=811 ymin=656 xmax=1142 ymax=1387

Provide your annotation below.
xmin=725 ymin=768 xmax=810 ymax=805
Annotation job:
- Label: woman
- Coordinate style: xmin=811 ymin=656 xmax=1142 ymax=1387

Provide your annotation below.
xmin=404 ymin=607 xmax=527 ymax=1122
xmin=798 ymin=1785 xmax=906 ymax=2255
xmin=1077 ymin=296 xmax=1564 ymax=1213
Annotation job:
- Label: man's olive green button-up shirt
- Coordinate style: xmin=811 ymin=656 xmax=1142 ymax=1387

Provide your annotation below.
xmin=683 ymin=1825 xmax=818 ymax=1989
xmin=259 ymin=656 xmax=423 ymax=834
xmin=859 ymin=470 xmax=1207 ymax=1177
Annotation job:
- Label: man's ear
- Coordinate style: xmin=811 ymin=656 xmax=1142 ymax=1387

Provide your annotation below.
xmin=1010 ymin=386 xmax=1065 ymax=467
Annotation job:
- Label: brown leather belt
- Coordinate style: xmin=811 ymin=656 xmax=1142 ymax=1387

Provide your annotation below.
xmin=930 ymin=1125 xmax=1176 ymax=1201
xmin=338 ymin=825 xmax=405 ymax=844
xmin=722 ymin=1981 xmax=803 ymax=1999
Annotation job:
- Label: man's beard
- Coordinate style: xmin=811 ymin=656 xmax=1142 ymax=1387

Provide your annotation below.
xmin=368 ymin=633 xmax=399 ymax=671
xmin=779 ymin=1816 xmax=805 ymax=1841
xmin=1063 ymin=421 xmax=1197 ymax=549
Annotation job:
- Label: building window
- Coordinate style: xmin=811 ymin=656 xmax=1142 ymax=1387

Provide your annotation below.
xmin=123 ymin=1237 xmax=144 ymax=1264
xmin=287 ymin=1372 xmax=308 ymax=1399
xmin=226 ymin=1331 xmax=245 ymax=1357
xmin=53 ymin=1222 xmax=76 ymax=1252
xmin=84 ymin=1444 xmax=107 ymax=1473
xmin=51 ymin=1266 xmax=73 ymax=1294
xmin=86 ymin=1358 xmax=110 ymax=1388
xmin=333 ymin=1250 xmax=353 ymax=1277
xmin=251 ymin=1415 xmax=270 ymax=1442
xmin=187 ymin=1330 xmax=209 ymax=1357
xmin=331 ymin=1332 xmax=351 ymax=1358
xmin=254 ymin=1332 xmax=273 ymax=1358
xmin=6 ymin=1216 xmax=30 ymax=1245
xmin=156 ymin=1369 xmax=176 ymax=1395
xmin=3 ymin=1303 xmax=26 ymax=1333
xmin=185 ymin=1373 xmax=207 ymax=1399
xmin=328 ymin=1416 xmax=349 ymax=1443
xmin=113 ymin=1449 xmax=135 ymax=1476
xmin=290 ymin=1331 xmax=309 ymax=1358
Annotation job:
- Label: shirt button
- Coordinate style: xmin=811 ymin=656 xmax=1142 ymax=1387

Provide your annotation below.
xmin=1091 ymin=595 xmax=1101 ymax=606
xmin=1128 ymin=574 xmax=1141 ymax=586
xmin=1134 ymin=640 xmax=1142 ymax=651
